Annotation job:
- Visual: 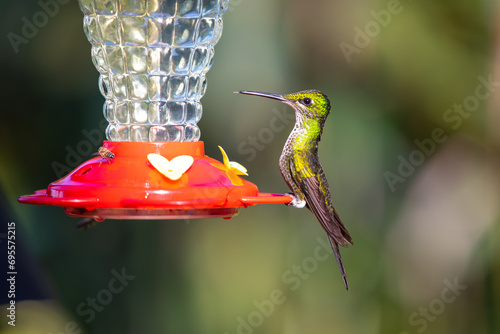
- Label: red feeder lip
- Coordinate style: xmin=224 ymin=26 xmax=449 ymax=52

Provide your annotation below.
xmin=18 ymin=141 xmax=293 ymax=220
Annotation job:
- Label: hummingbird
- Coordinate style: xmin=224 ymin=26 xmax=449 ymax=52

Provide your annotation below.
xmin=236 ymin=89 xmax=353 ymax=290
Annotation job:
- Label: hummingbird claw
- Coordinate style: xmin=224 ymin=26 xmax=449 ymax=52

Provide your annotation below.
xmin=286 ymin=194 xmax=307 ymax=208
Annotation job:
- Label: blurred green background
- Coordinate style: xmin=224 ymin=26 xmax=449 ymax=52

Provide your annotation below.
xmin=1 ymin=0 xmax=500 ymax=333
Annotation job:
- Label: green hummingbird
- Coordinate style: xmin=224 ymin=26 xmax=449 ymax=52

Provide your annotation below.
xmin=236 ymin=89 xmax=353 ymax=290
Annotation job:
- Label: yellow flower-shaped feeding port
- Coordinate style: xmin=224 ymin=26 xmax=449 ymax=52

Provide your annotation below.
xmin=147 ymin=154 xmax=194 ymax=181
xmin=213 ymin=146 xmax=248 ymax=186
xmin=218 ymin=146 xmax=248 ymax=176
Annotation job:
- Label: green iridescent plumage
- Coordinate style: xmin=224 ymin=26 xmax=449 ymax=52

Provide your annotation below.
xmin=237 ymin=89 xmax=353 ymax=290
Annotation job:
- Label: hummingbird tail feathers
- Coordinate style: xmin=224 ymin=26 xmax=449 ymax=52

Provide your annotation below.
xmin=329 ymin=236 xmax=349 ymax=291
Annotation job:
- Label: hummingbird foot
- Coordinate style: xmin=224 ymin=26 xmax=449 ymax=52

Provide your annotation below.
xmin=286 ymin=194 xmax=307 ymax=208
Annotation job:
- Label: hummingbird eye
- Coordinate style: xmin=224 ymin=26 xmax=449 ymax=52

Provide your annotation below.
xmin=301 ymin=98 xmax=313 ymax=105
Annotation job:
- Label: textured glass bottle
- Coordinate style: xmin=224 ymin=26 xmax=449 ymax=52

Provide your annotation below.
xmin=78 ymin=0 xmax=228 ymax=142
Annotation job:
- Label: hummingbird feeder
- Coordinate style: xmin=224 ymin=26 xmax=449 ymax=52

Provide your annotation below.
xmin=18 ymin=0 xmax=292 ymax=220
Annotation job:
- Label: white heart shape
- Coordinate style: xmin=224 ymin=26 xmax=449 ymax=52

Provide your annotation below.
xmin=147 ymin=154 xmax=194 ymax=181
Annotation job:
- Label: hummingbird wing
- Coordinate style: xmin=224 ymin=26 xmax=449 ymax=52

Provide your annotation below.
xmin=290 ymin=152 xmax=353 ymax=247
xmin=329 ymin=235 xmax=350 ymax=290
xmin=290 ymin=153 xmax=352 ymax=290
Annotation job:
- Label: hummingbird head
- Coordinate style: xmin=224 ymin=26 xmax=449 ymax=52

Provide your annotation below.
xmin=236 ymin=89 xmax=331 ymax=123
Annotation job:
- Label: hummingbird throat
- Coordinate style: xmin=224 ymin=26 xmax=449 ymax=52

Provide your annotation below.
xmin=287 ymin=116 xmax=323 ymax=151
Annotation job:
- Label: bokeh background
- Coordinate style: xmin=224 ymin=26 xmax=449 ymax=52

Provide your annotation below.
xmin=1 ymin=0 xmax=500 ymax=333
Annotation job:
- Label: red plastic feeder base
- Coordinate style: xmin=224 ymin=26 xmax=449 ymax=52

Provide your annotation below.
xmin=18 ymin=141 xmax=292 ymax=220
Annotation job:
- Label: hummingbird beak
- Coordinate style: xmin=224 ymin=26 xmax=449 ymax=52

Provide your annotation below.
xmin=235 ymin=91 xmax=287 ymax=102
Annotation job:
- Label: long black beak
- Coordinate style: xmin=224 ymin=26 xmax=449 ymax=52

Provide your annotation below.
xmin=235 ymin=90 xmax=286 ymax=102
